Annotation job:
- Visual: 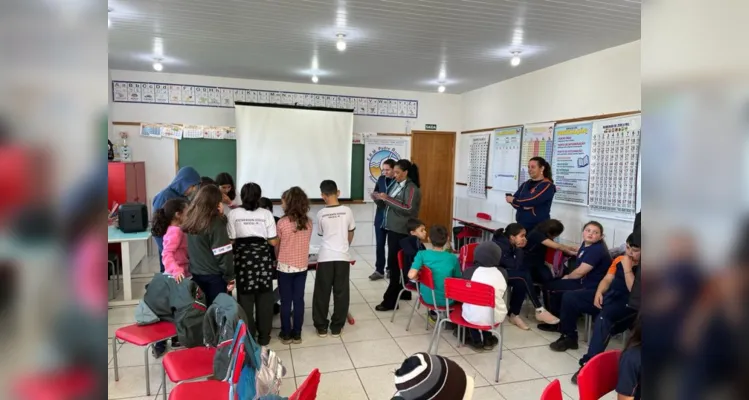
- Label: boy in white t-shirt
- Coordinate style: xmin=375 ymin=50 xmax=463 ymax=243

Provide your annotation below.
xmin=312 ymin=180 xmax=356 ymax=338
xmin=461 ymin=241 xmax=508 ymax=350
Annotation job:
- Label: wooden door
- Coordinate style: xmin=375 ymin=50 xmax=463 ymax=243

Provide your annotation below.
xmin=410 ymin=131 xmax=456 ymax=232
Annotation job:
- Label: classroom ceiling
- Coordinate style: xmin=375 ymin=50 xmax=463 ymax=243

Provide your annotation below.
xmin=107 ymin=0 xmax=641 ymax=94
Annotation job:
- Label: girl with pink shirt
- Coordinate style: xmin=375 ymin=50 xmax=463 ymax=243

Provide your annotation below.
xmin=151 ymin=198 xmax=190 ymax=282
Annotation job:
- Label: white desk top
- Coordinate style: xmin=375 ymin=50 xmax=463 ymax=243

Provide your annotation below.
xmin=452 ymin=216 xmax=507 ymax=232
xmin=108 ymin=225 xmax=152 ymax=243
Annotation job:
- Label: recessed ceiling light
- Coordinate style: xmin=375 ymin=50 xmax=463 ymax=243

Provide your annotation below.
xmin=336 ymin=33 xmax=347 ymax=51
xmin=438 ymin=85 xmax=445 ymax=93
xmin=311 ymin=75 xmax=319 ymax=83
xmin=153 ymin=59 xmax=163 ymax=72
xmin=510 ymin=51 xmax=521 ymax=67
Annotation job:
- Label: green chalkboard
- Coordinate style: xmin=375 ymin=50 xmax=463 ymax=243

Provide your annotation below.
xmin=177 ymin=140 xmax=365 ymax=200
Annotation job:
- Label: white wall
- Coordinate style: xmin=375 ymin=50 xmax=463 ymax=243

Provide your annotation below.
xmin=456 ymin=41 xmax=642 ymax=247
xmin=108 ymin=70 xmax=462 ymax=246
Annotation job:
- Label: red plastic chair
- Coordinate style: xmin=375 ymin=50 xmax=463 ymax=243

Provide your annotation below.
xmin=577 ymin=350 xmax=622 ymax=400
xmin=431 ymin=278 xmax=503 ymax=382
xmin=404 ymin=266 xmax=447 ymax=336
xmin=112 ymin=321 xmax=178 ymax=396
xmin=541 ymin=379 xmax=564 ymax=400
xmin=390 ymin=250 xmax=420 ymax=326
xmin=458 ymin=242 xmax=479 ymax=271
xmin=476 ymin=212 xmax=492 ymax=220
xmin=161 ymin=347 xmax=218 ymax=400
xmin=289 ymin=368 xmax=321 ymax=400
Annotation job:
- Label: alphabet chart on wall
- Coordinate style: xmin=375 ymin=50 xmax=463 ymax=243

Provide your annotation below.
xmin=467 ymin=133 xmax=490 ymax=198
xmin=588 ymin=115 xmax=641 ymax=220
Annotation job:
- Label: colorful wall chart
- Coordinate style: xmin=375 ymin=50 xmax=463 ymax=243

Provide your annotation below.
xmin=363 ymin=136 xmax=409 ymax=201
xmin=467 ymin=134 xmax=490 ymax=198
xmin=551 ymin=122 xmax=593 ymax=205
xmin=112 ymin=80 xmax=418 ymax=119
xmin=520 ymin=122 xmax=554 ymax=184
xmin=588 ymin=115 xmax=641 ymax=220
xmin=490 ymin=126 xmax=522 ymax=192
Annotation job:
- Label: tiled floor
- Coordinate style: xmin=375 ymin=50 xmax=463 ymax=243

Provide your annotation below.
xmin=108 ymin=246 xmax=620 ymax=400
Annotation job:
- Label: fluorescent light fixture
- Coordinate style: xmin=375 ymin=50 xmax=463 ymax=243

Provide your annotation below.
xmin=438 ymin=85 xmax=445 ymax=93
xmin=510 ymin=51 xmax=521 ymax=67
xmin=311 ymin=75 xmax=319 ymax=83
xmin=336 ymin=33 xmax=346 ymax=51
xmin=153 ymin=59 xmax=163 ymax=71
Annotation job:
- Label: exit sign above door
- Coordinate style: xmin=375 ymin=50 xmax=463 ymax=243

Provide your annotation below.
xmin=425 ymin=124 xmax=437 ymax=130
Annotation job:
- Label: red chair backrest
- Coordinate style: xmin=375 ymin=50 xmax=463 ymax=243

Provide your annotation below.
xmin=444 ymin=278 xmax=495 ymax=308
xmin=290 ymin=368 xmax=321 ymax=400
xmin=577 ymin=350 xmax=622 ymax=400
xmin=397 ymin=250 xmax=405 ymax=270
xmin=418 ymin=265 xmax=436 ymax=290
xmin=476 ymin=212 xmax=492 ymax=220
xmin=540 ymin=379 xmax=563 ymax=400
xmin=459 ymin=243 xmax=479 ymax=270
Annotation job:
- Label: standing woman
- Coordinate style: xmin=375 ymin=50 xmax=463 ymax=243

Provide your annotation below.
xmin=374 ymin=159 xmax=422 ymax=312
xmin=507 ymin=157 xmax=556 ymax=232
xmin=369 ymin=158 xmax=396 ymax=281
xmin=215 ymin=172 xmax=236 ymax=213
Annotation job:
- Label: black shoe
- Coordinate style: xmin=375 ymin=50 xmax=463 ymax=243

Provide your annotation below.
xmin=273 ymin=303 xmax=281 ymax=315
xmin=536 ymin=323 xmax=559 ymax=332
xmin=400 ymin=292 xmax=412 ymax=301
xmin=152 ymin=343 xmax=167 ymax=359
xmin=317 ymin=328 xmax=328 ymax=338
xmin=549 ymin=335 xmax=578 ymax=352
xmin=292 ymin=333 xmax=302 ymax=344
xmin=170 ymin=338 xmax=183 ymax=349
xmin=571 ymin=368 xmax=581 ymax=385
xmin=331 ymin=329 xmax=342 ymax=338
xmin=375 ymin=304 xmax=397 ymax=312
xmin=278 ymin=331 xmax=292 ymax=345
xmin=490 ymin=335 xmax=499 ymax=346
xmin=482 ymin=337 xmax=496 ymax=351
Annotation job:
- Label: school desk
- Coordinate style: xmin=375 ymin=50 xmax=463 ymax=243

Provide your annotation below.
xmin=108 ymin=225 xmax=151 ymax=306
xmin=452 ymin=214 xmax=507 ymax=242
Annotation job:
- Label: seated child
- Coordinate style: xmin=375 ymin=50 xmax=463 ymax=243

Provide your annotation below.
xmin=399 ymin=218 xmax=428 ymax=299
xmin=461 ymin=241 xmax=508 ymax=350
xmin=407 ymin=225 xmax=462 ymax=308
xmin=617 ymin=318 xmax=641 ymax=400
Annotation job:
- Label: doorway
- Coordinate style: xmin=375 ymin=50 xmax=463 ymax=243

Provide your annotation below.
xmin=410 ymin=130 xmax=456 ymax=232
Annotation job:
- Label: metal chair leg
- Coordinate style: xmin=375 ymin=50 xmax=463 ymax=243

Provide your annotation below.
xmin=390 ymin=288 xmax=407 ymax=323
xmin=112 ymin=337 xmax=119 ymax=381
xmin=430 ymin=318 xmax=447 ymax=354
xmin=162 ymin=362 xmax=168 ymax=400
xmin=405 ymin=298 xmax=419 ymax=331
xmin=493 ymin=329 xmax=503 ymax=383
xmin=145 ymin=345 xmax=152 ymax=396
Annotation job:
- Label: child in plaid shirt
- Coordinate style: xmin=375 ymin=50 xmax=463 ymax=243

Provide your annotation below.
xmin=275 ymin=187 xmax=313 ymax=344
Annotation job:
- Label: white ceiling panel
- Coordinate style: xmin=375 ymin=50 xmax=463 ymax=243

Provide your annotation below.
xmin=108 ymin=0 xmax=641 ymax=93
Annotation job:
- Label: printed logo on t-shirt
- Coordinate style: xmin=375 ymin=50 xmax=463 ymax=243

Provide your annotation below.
xmin=212 ymin=244 xmax=232 ymax=255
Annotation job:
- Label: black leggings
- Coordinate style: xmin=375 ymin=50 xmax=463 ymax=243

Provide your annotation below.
xmin=381 ymin=231 xmax=409 ymax=308
xmin=506 ymin=268 xmax=543 ymax=315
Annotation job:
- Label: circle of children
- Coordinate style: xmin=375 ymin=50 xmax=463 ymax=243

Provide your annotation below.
xmin=138 ymin=159 xmax=641 ymax=399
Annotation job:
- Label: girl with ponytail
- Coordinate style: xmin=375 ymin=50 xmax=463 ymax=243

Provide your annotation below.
xmin=507 ymin=156 xmax=557 ymax=231
xmin=151 ymin=198 xmax=190 ymax=282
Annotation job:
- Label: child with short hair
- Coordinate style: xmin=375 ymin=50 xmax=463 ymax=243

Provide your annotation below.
xmin=276 ymin=187 xmax=313 ymax=344
xmin=407 ymin=225 xmax=462 ymax=308
xmin=151 ymin=198 xmax=190 ymax=283
xmin=461 ymin=241 xmax=508 ymax=350
xmin=401 ymin=218 xmax=427 ymax=274
xmin=313 ymin=180 xmax=355 ymax=338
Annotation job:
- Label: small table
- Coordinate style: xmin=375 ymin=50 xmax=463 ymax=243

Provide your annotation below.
xmin=108 ymin=225 xmax=152 ymax=306
xmin=452 ymin=216 xmax=508 ymax=242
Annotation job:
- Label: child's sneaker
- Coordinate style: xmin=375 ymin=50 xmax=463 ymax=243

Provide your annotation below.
xmin=278 ymin=332 xmax=292 ymax=345
xmin=331 ymin=328 xmax=342 ymax=338
xmin=292 ymin=333 xmax=302 ymax=344
xmin=535 ymin=308 xmax=560 ymax=325
xmin=317 ymin=328 xmax=328 ymax=338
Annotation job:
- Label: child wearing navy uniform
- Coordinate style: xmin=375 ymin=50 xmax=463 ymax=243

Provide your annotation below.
xmin=616 ymin=318 xmax=641 ymax=400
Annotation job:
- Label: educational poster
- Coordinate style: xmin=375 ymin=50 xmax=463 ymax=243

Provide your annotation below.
xmin=588 ymin=115 xmax=641 ymax=220
xmin=169 ymin=85 xmax=182 ymax=104
xmin=127 ymin=83 xmax=142 ymax=102
xmin=490 ymin=126 xmax=522 ymax=192
xmin=233 ymin=89 xmax=246 ymax=103
xmin=181 ymin=86 xmax=195 ymax=104
xmin=467 ymin=134 xmax=491 ymax=198
xmin=552 ymin=122 xmax=593 ymax=205
xmin=113 ymin=82 xmax=128 ymax=101
xmin=196 ymin=87 xmax=209 ymax=106
xmin=520 ymin=122 xmax=555 ymax=184
xmin=140 ymin=123 xmax=162 ymax=138
xmin=209 ymin=88 xmax=221 ymax=106
xmin=363 ymin=136 xmax=409 ymax=201
xmin=160 ymin=124 xmax=183 ymax=140
xmin=183 ymin=125 xmax=203 ymax=139
xmin=141 ymin=83 xmax=155 ymax=102
xmin=155 ymin=84 xmax=169 ymax=103
xmin=225 ymin=127 xmax=237 ymax=140
xmin=221 ymin=89 xmax=233 ymax=107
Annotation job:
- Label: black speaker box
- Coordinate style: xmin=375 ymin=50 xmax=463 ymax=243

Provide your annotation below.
xmin=118 ymin=203 xmax=148 ymax=233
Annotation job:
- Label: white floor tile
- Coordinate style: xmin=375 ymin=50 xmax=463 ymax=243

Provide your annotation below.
xmin=464 ymin=350 xmax=542 ymax=385
xmin=447 ymin=355 xmax=491 ymax=388
xmin=395 ymin=333 xmax=458 ymax=357
xmin=111 ymin=342 xmax=163 ymax=368
xmin=347 ymin=303 xmax=379 ymax=322
xmin=108 ymin=306 xmax=136 ymax=325
xmin=291 ymin=343 xmax=353 ymax=377
xmin=551 ymin=374 xmax=581 ymax=400
xmin=501 ymin=324 xmax=552 ymax=349
xmin=356 ymin=363 xmax=401 ymax=400
xmin=108 ymin=365 xmax=172 ymax=399
xmin=495 ymin=378 xmax=553 ymax=400
xmin=297 ymin=369 xmax=367 ymax=400
xmin=472 ymin=386 xmax=507 ymax=400
xmin=382 ymin=313 xmax=434 ymax=338
xmin=345 ymin=338 xmax=406 ymax=368
xmin=357 ymin=288 xmax=385 ymax=303
xmin=288 ymin=325 xmax=343 ymax=349
xmin=351 ymin=278 xmax=388 ymax=292
xmin=339 ymin=319 xmax=391 ymax=343
xmin=513 ymin=346 xmax=580 ymax=377
xmin=279 ymin=377 xmax=297 ymax=398
xmin=275 ymin=349 xmax=294 ymax=377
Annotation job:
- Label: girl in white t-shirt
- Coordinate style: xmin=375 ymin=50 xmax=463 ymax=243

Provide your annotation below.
xmin=227 ymin=182 xmax=279 ymax=346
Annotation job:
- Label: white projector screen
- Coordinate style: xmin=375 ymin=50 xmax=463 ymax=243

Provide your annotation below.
xmin=235 ymin=104 xmax=353 ymax=200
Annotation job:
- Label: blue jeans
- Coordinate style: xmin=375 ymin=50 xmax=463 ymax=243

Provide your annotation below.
xmin=580 ymin=301 xmax=637 ymax=365
xmin=374 ymin=214 xmax=387 ymax=274
xmin=278 ymin=270 xmax=307 ymax=336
